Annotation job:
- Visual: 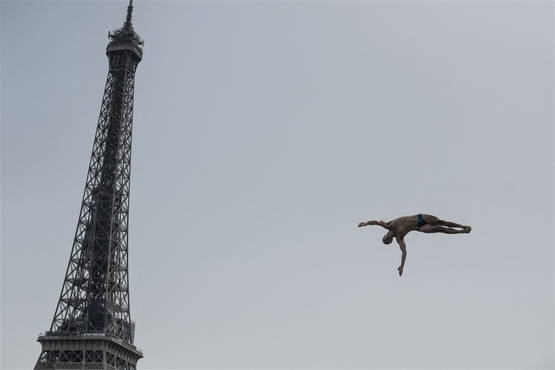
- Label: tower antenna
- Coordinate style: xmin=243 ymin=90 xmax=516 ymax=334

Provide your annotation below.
xmin=125 ymin=0 xmax=134 ymax=28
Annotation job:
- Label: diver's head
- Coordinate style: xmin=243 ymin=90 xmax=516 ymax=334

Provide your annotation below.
xmin=382 ymin=231 xmax=394 ymax=245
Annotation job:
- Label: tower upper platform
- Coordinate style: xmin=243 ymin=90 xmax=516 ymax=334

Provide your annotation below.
xmin=107 ymin=0 xmax=143 ymax=60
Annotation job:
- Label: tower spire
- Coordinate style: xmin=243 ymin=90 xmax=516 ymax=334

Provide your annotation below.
xmin=125 ymin=0 xmax=133 ymax=28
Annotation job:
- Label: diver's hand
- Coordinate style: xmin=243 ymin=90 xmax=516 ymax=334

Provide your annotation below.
xmin=358 ymin=222 xmax=367 ymax=227
xmin=397 ymin=266 xmax=404 ymax=276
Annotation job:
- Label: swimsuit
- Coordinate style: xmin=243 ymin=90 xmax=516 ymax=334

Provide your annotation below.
xmin=417 ymin=214 xmax=426 ymax=229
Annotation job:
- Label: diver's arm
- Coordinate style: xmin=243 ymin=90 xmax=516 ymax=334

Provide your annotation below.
xmin=358 ymin=220 xmax=391 ymax=229
xmin=397 ymin=238 xmax=407 ymax=276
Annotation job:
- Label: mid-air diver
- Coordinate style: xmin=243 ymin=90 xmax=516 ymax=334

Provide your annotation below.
xmin=358 ymin=214 xmax=471 ymax=276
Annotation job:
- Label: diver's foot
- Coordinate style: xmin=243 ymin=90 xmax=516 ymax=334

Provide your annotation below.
xmin=358 ymin=222 xmax=367 ymax=227
xmin=464 ymin=226 xmax=471 ymax=233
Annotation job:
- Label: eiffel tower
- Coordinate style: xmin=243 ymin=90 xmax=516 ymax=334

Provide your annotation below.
xmin=35 ymin=1 xmax=144 ymax=369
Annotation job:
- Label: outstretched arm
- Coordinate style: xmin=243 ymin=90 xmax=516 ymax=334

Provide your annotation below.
xmin=397 ymin=238 xmax=407 ymax=276
xmin=358 ymin=220 xmax=391 ymax=229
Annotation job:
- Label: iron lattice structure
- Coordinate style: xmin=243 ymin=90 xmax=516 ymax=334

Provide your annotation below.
xmin=35 ymin=1 xmax=144 ymax=369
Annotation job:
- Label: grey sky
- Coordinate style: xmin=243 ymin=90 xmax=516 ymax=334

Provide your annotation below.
xmin=1 ymin=1 xmax=553 ymax=369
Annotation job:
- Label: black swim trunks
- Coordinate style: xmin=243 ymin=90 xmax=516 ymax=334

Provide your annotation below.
xmin=417 ymin=214 xmax=426 ymax=229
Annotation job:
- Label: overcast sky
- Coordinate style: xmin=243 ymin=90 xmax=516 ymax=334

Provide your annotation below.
xmin=1 ymin=1 xmax=553 ymax=369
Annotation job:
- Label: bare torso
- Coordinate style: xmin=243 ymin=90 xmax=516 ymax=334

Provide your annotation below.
xmin=386 ymin=214 xmax=439 ymax=239
xmin=387 ymin=215 xmax=420 ymax=238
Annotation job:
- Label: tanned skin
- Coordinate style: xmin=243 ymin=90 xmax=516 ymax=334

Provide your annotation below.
xmin=358 ymin=214 xmax=471 ymax=276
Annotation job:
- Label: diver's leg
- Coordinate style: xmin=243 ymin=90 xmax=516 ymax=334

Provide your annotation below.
xmin=438 ymin=219 xmax=471 ymax=233
xmin=436 ymin=219 xmax=466 ymax=228
xmin=421 ymin=214 xmax=439 ymax=225
xmin=434 ymin=225 xmax=468 ymax=234
xmin=419 ymin=225 xmax=468 ymax=234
